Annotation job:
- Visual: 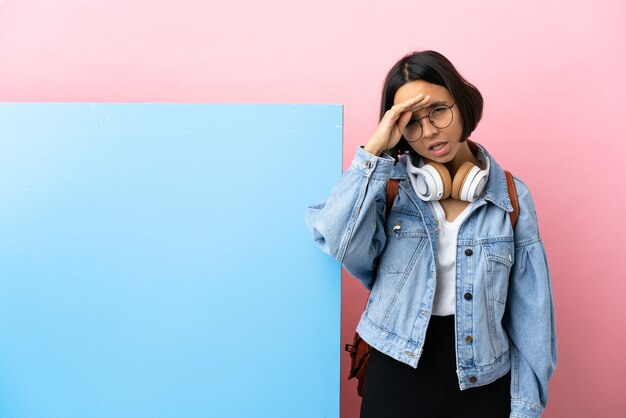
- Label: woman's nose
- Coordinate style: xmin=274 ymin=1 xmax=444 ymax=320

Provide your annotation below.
xmin=421 ymin=118 xmax=438 ymax=138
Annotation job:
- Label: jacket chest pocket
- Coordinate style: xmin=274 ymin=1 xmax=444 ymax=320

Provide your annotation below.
xmin=482 ymin=241 xmax=515 ymax=304
xmin=379 ymin=211 xmax=428 ymax=275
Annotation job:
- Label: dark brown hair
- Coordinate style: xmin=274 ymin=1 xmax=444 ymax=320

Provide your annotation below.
xmin=381 ymin=51 xmax=483 ymax=157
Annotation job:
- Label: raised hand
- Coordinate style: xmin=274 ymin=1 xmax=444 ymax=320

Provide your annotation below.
xmin=363 ymin=94 xmax=431 ymax=156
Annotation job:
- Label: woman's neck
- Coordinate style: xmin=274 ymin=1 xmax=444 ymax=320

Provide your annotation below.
xmin=445 ymin=141 xmax=482 ymax=177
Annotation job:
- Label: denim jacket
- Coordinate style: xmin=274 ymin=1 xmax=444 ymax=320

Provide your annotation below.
xmin=306 ymin=143 xmax=557 ymax=418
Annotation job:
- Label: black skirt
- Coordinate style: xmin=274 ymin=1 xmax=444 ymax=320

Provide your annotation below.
xmin=360 ymin=315 xmax=510 ymax=418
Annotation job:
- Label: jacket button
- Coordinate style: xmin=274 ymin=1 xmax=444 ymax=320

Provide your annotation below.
xmin=405 ymin=351 xmax=415 ymax=358
xmin=469 ymin=376 xmax=477 ymax=384
xmin=464 ymin=292 xmax=472 ymax=300
xmin=465 ymin=335 xmax=473 ymax=343
xmin=464 ymin=248 xmax=473 ymax=256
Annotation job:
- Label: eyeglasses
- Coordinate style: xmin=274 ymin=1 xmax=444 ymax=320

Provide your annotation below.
xmin=403 ymin=102 xmax=456 ymax=142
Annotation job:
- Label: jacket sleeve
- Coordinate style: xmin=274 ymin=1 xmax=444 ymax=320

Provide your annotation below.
xmin=505 ymin=179 xmax=558 ymax=418
xmin=305 ymin=147 xmax=395 ymax=289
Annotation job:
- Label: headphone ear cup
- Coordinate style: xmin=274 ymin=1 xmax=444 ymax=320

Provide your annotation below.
xmin=405 ymin=156 xmax=452 ymax=201
xmin=452 ymin=162 xmax=488 ymax=202
xmin=451 ymin=162 xmax=475 ymax=200
xmin=463 ymin=166 xmax=488 ymax=201
xmin=427 ymin=161 xmax=452 ymax=200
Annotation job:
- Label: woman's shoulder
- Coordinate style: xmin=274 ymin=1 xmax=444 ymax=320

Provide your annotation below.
xmin=510 ymin=175 xmax=536 ymax=208
xmin=509 ymin=175 xmax=543 ymax=243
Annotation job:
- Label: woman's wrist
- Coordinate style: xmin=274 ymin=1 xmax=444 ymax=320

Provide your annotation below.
xmin=358 ymin=146 xmax=394 ymax=163
xmin=363 ymin=142 xmax=385 ymax=157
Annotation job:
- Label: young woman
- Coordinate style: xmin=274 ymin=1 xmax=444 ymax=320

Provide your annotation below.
xmin=306 ymin=51 xmax=557 ymax=418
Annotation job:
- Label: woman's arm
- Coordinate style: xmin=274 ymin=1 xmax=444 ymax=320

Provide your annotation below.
xmin=305 ymin=147 xmax=395 ymax=289
xmin=505 ymin=178 xmax=558 ymax=418
xmin=306 ymin=93 xmax=433 ymax=288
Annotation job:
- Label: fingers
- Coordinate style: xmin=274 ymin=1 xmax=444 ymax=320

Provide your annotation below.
xmin=366 ymin=94 xmax=431 ymax=154
xmin=401 ymin=94 xmax=431 ymax=114
xmin=384 ymin=94 xmax=431 ymax=123
xmin=396 ymin=109 xmax=414 ymax=133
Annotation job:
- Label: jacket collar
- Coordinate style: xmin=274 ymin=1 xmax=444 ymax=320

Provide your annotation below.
xmin=468 ymin=140 xmax=514 ymax=213
xmin=391 ymin=140 xmax=514 ymax=213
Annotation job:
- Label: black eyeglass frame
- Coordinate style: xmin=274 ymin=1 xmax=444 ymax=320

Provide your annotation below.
xmin=404 ymin=102 xmax=456 ymax=143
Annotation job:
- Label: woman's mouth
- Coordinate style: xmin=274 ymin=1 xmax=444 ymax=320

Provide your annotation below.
xmin=428 ymin=142 xmax=450 ymax=156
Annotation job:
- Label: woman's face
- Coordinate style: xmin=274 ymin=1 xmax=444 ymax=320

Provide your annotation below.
xmin=393 ymin=80 xmax=464 ymax=164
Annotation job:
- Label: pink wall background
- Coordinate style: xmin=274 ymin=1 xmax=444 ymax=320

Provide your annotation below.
xmin=2 ymin=1 xmax=625 ymax=417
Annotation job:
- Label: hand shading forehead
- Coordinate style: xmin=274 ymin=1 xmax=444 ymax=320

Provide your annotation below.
xmin=393 ymin=80 xmax=453 ymax=104
xmin=407 ymin=102 xmax=452 ymax=120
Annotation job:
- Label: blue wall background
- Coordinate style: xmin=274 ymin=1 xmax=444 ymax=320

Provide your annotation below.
xmin=0 ymin=104 xmax=342 ymax=418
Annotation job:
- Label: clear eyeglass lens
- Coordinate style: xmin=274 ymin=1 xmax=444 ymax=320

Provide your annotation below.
xmin=430 ymin=107 xmax=453 ymax=128
xmin=404 ymin=106 xmax=453 ymax=142
xmin=403 ymin=123 xmax=422 ymax=143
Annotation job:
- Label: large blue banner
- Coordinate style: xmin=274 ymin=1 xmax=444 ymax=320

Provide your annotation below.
xmin=0 ymin=104 xmax=342 ymax=418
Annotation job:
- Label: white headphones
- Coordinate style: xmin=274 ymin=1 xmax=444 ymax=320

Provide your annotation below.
xmin=403 ymin=151 xmax=489 ymax=202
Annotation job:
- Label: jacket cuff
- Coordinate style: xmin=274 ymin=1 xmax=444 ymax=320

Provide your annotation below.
xmin=510 ymin=399 xmax=544 ymax=418
xmin=351 ymin=146 xmax=395 ymax=180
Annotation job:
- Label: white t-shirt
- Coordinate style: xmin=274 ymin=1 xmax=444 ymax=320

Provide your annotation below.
xmin=429 ymin=200 xmax=475 ymax=316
